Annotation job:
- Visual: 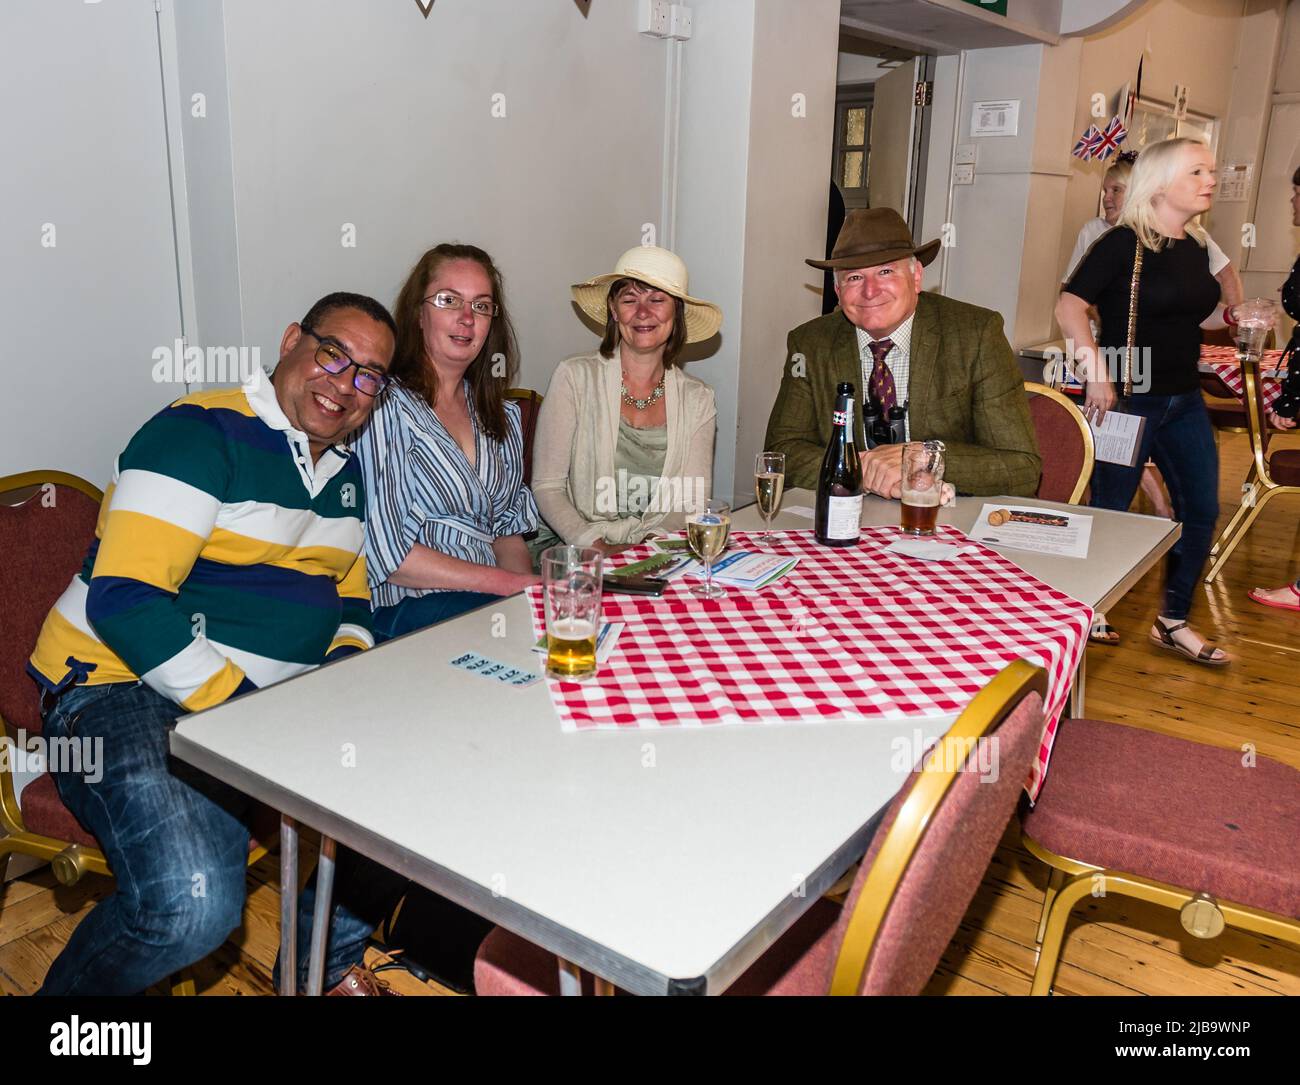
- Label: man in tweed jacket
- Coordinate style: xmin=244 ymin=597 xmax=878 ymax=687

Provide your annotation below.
xmin=765 ymin=209 xmax=1040 ymax=497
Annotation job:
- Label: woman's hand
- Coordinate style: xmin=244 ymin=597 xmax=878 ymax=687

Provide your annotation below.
xmin=1083 ymin=379 xmax=1117 ymax=426
xmin=1267 ymin=409 xmax=1297 ymax=430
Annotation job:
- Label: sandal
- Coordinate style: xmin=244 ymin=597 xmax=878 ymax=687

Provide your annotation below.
xmin=1148 ymin=619 xmax=1230 ymax=667
xmin=1247 ymin=584 xmax=1300 ymax=612
xmin=1089 ymin=615 xmax=1120 ymax=646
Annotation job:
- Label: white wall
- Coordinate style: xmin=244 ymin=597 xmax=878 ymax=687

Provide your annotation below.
xmin=2 ymin=0 xmax=185 ymax=485
xmin=195 ymin=0 xmax=669 ymax=394
xmin=675 ymin=0 xmax=839 ymax=507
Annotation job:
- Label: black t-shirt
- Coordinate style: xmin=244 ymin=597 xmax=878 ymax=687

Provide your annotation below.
xmin=1064 ymin=225 xmax=1220 ymax=395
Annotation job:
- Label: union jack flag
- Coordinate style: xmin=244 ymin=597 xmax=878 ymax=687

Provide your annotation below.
xmin=1072 ymin=125 xmax=1102 ymax=159
xmin=1093 ymin=116 xmax=1128 ymax=160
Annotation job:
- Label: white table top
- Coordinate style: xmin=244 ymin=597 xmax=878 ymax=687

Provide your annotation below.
xmin=171 ymin=492 xmax=1178 ymax=994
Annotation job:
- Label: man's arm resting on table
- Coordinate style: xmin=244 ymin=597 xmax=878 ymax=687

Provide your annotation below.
xmin=764 ymin=329 xmax=826 ymax=490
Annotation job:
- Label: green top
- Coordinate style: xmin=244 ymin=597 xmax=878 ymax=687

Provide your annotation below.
xmin=615 ymin=420 xmax=668 ymax=517
xmin=529 ymin=420 xmax=669 ymax=563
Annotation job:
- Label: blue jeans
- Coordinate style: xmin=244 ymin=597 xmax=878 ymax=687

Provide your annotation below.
xmin=37 ymin=682 xmax=252 ymax=995
xmin=372 ymin=591 xmax=497 ymax=643
xmin=1089 ymin=391 xmax=1220 ymax=621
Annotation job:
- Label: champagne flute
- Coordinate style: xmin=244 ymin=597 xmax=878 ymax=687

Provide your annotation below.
xmin=754 ymin=452 xmax=786 ymax=530
xmin=687 ymin=499 xmax=731 ymax=600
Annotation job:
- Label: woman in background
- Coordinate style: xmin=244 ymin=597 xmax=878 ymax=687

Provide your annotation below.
xmin=531 ymin=245 xmax=720 ymax=556
xmin=1057 ymin=138 xmax=1268 ymax=666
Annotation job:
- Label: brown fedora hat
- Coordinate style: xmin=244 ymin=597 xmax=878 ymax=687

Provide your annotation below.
xmin=806 ymin=208 xmax=941 ymax=271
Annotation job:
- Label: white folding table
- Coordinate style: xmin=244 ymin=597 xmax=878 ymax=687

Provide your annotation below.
xmin=169 ymin=494 xmax=1178 ymax=995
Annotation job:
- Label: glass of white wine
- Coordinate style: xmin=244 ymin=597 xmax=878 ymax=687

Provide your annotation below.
xmin=687 ymin=499 xmax=731 ymax=600
xmin=754 ymin=451 xmax=786 ymax=529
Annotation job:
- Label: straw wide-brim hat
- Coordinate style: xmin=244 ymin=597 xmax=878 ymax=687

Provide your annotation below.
xmin=571 ymin=246 xmax=723 ymax=344
xmin=806 ymin=208 xmax=941 ymax=271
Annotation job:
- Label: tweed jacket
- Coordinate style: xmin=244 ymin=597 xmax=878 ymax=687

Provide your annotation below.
xmin=764 ymin=292 xmax=1040 ymax=496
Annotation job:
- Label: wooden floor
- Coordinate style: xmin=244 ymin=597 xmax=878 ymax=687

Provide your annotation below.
xmin=3 ymin=431 xmax=1298 ymax=996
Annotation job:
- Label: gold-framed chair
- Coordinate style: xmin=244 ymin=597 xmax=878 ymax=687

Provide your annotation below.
xmin=0 ymin=470 xmax=269 ymax=995
xmin=1021 ymin=716 xmax=1300 ymax=996
xmin=1204 ymin=357 xmax=1300 ymax=582
xmin=1024 ymin=382 xmax=1094 ymax=504
xmin=474 ymin=661 xmax=1048 ymax=995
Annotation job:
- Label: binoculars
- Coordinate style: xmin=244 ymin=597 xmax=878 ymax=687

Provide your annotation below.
xmin=862 ymin=400 xmax=907 ymax=449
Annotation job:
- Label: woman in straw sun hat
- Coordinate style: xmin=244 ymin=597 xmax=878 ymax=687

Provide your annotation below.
xmin=531 ymin=244 xmax=722 ymax=556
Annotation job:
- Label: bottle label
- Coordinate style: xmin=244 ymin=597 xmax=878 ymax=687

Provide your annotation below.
xmin=824 ymin=494 xmax=863 ymax=540
xmin=832 ymin=410 xmax=847 ymax=428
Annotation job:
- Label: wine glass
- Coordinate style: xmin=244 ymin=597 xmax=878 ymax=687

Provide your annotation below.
xmin=754 ymin=452 xmax=786 ymax=530
xmin=687 ymin=499 xmax=731 ymax=600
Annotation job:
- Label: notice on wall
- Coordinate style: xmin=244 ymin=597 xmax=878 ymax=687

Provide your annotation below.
xmin=971 ymin=100 xmax=1020 ymax=137
xmin=1218 ymin=163 xmax=1254 ymax=203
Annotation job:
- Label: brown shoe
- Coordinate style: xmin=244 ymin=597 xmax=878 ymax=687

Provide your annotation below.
xmin=325 ymin=964 xmax=400 ymax=996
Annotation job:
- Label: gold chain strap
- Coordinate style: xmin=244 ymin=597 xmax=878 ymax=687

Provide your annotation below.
xmin=1124 ymin=237 xmax=1144 ymax=398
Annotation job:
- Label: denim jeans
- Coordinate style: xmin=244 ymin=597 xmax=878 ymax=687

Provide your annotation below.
xmin=372 ymin=591 xmax=497 ymax=644
xmin=37 ymin=681 xmax=253 ymax=995
xmin=1089 ymin=391 xmax=1220 ymax=621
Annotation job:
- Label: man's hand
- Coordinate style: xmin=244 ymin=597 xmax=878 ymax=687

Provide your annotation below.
xmin=1082 ymin=380 xmax=1116 ymax=426
xmin=1267 ymin=409 xmax=1297 ymax=430
xmin=859 ymin=444 xmax=904 ymax=499
xmin=593 ymin=540 xmax=635 ymax=558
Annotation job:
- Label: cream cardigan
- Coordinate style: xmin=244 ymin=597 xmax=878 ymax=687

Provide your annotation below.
xmin=532 ymin=350 xmax=717 ymax=546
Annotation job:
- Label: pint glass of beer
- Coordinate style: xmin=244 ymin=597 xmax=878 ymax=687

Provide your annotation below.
xmin=900 ymin=440 xmax=946 ymax=536
xmin=541 ymin=546 xmax=604 ymax=681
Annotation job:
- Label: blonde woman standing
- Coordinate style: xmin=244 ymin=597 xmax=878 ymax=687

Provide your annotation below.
xmin=1057 ymin=138 xmax=1269 ymax=666
xmin=532 ymin=246 xmax=721 ymax=556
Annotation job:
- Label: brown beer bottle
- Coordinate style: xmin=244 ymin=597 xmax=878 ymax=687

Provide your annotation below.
xmin=815 ymin=382 xmax=864 ymax=547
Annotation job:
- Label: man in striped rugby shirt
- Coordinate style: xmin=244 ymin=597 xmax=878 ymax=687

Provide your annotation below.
xmin=28 ymin=292 xmax=395 ymax=995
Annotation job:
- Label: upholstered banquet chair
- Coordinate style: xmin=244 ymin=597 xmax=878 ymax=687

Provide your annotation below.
xmin=474 ymin=661 xmax=1047 ymax=996
xmin=1205 ymin=358 xmax=1300 ymax=582
xmin=1024 ymin=383 xmax=1094 ymax=505
xmin=0 ymin=470 xmax=271 ymax=995
xmin=1022 ymin=717 xmax=1300 ymax=996
xmin=505 ymin=388 xmax=544 ymax=488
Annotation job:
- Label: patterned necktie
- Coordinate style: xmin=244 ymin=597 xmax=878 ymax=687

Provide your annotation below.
xmin=868 ymin=338 xmax=897 ymax=414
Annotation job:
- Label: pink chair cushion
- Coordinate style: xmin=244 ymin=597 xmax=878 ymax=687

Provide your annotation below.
xmin=0 ymin=483 xmax=100 ymax=737
xmin=1022 ymin=718 xmax=1300 ymax=918
xmin=19 ymin=771 xmax=99 ymax=848
xmin=1027 ymin=394 xmax=1086 ymax=503
xmin=1268 ymin=449 xmax=1300 ymax=487
xmin=475 ymin=690 xmax=1045 ymax=996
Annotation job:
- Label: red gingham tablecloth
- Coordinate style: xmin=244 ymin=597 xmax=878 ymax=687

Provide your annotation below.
xmin=1201 ymin=345 xmax=1286 ymax=411
xmin=529 ymin=526 xmax=1093 ymax=799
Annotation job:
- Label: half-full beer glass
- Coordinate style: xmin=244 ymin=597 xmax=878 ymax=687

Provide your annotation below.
xmin=900 ymin=440 xmax=945 ymax=536
xmin=541 ymin=546 xmax=603 ymax=681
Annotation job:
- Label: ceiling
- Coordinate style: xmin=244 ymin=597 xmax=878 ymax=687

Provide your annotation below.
xmin=839 ymin=0 xmax=1060 ymax=55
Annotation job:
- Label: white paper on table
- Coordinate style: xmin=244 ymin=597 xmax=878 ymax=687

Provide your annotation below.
xmin=884 ymin=539 xmax=978 ymax=562
xmin=1087 ymin=410 xmax=1146 ymax=467
xmin=970 ymin=504 xmax=1093 ymax=559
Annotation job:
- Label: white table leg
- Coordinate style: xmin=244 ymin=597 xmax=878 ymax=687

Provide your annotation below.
xmin=306 ymin=835 xmax=337 ymax=996
xmin=278 ymin=814 xmax=298 ymax=997
xmin=557 ymin=957 xmax=583 ymax=996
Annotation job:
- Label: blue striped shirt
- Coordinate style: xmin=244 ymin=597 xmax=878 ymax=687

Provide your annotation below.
xmin=353 ymin=384 xmax=538 ymax=608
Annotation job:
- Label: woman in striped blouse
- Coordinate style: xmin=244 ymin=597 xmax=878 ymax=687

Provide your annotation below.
xmin=354 ymin=243 xmax=540 ymax=640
